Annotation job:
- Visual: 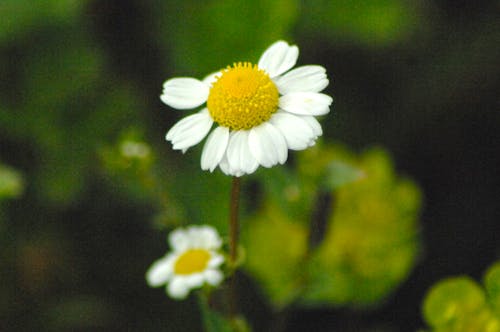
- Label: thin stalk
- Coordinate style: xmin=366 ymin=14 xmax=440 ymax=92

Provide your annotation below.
xmin=228 ymin=176 xmax=241 ymax=318
xmin=229 ymin=176 xmax=241 ymax=263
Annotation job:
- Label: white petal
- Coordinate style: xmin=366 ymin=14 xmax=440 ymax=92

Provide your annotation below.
xmin=165 ymin=109 xmax=213 ymax=152
xmin=146 ymin=256 xmax=174 ymax=287
xmin=200 ymin=227 xmax=223 ymax=249
xmin=270 ymin=113 xmax=316 ymax=150
xmin=201 ymin=126 xmax=229 ymax=172
xmin=160 ymin=78 xmax=209 ymax=109
xmin=258 ymin=40 xmax=299 ymax=78
xmin=301 ymin=115 xmax=323 ymax=139
xmin=279 ymin=92 xmax=332 ymax=116
xmin=185 ymin=227 xmax=203 ymax=248
xmin=274 ymin=65 xmax=329 ymax=94
xmin=167 ymin=277 xmax=190 ymax=299
xmin=248 ymin=122 xmax=288 ymax=168
xmin=202 ymin=71 xmax=222 ymax=87
xmin=186 ymin=225 xmax=222 ymax=249
xmin=227 ymin=131 xmax=259 ymax=176
xmin=208 ymin=253 xmax=225 ymax=269
xmin=169 ymin=229 xmax=190 ymax=252
xmin=218 ymin=155 xmax=232 ymax=176
xmin=204 ymin=269 xmax=224 ymax=286
xmin=165 ymin=108 xmax=211 ymax=140
xmin=183 ymin=273 xmax=205 ymax=288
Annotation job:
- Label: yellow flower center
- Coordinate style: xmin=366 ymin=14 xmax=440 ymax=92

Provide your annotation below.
xmin=207 ymin=62 xmax=279 ymax=131
xmin=174 ymin=249 xmax=211 ymax=275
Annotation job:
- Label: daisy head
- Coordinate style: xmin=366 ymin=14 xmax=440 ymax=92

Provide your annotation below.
xmin=146 ymin=225 xmax=225 ymax=300
xmin=161 ymin=40 xmax=332 ymax=176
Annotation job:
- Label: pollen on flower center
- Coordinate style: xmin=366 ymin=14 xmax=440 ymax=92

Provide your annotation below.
xmin=207 ymin=62 xmax=279 ymax=131
xmin=174 ymin=249 xmax=211 ymax=275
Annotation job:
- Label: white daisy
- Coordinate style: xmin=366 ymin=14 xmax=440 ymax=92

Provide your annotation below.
xmin=161 ymin=40 xmax=332 ymax=176
xmin=146 ymin=225 xmax=225 ymax=300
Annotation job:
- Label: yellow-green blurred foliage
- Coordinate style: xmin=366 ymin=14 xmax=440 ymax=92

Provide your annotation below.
xmin=0 ymin=163 xmax=23 ymax=239
xmin=1 ymin=11 xmax=145 ymax=206
xmin=422 ymin=262 xmax=500 ymax=332
xmin=296 ymin=0 xmax=421 ymax=47
xmin=0 ymin=0 xmax=84 ymax=43
xmin=0 ymin=163 xmax=24 ymax=320
xmin=0 ymin=163 xmax=24 ymax=200
xmin=243 ymin=143 xmax=422 ymax=308
xmin=153 ymin=0 xmax=299 ymax=74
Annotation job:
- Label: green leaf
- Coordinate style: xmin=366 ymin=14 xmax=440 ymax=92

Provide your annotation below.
xmin=0 ymin=163 xmax=24 ymax=199
xmin=321 ymin=160 xmax=365 ymax=191
xmin=300 ymin=144 xmax=421 ymax=307
xmin=256 ymin=166 xmax=313 ymax=224
xmin=423 ymin=277 xmax=486 ymax=327
xmin=485 ymin=261 xmax=500 ymax=316
xmin=244 ymin=143 xmax=422 ymax=309
xmin=242 ymin=205 xmax=308 ymax=308
xmin=421 ymin=262 xmax=500 ymax=331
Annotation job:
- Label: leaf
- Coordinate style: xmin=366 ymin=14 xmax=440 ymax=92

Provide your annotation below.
xmin=300 ymin=144 xmax=421 ymax=307
xmin=484 ymin=261 xmax=500 ymax=316
xmin=321 ymin=160 xmax=365 ymax=190
xmin=423 ymin=277 xmax=486 ymax=327
xmin=244 ymin=143 xmax=422 ymax=310
xmin=256 ymin=166 xmax=313 ymax=224
xmin=242 ymin=205 xmax=308 ymax=308
xmin=0 ymin=163 xmax=24 ymax=199
xmin=420 ymin=263 xmax=500 ymax=331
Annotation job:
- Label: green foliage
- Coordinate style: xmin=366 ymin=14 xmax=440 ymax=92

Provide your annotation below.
xmin=321 ymin=160 xmax=366 ymax=191
xmin=303 ymin=145 xmax=421 ymax=307
xmin=165 ymin=160 xmax=232 ymax=232
xmin=99 ymin=130 xmax=155 ymax=200
xmin=422 ymin=262 xmax=500 ymax=332
xmin=98 ymin=129 xmax=187 ymax=228
xmin=0 ymin=22 xmax=146 ymax=206
xmin=423 ymin=277 xmax=486 ymax=327
xmin=485 ymin=262 xmax=500 ymax=317
xmin=243 ymin=143 xmax=422 ymax=308
xmin=243 ymin=205 xmax=308 ymax=307
xmin=297 ymin=0 xmax=421 ymax=47
xmin=154 ymin=0 xmax=299 ymax=74
xmin=0 ymin=163 xmax=24 ymax=199
xmin=0 ymin=163 xmax=24 ymax=238
xmin=0 ymin=0 xmax=84 ymax=43
xmin=99 ymin=126 xmax=233 ymax=231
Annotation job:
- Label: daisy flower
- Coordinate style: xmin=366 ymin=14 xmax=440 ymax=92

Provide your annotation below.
xmin=162 ymin=40 xmax=332 ymax=176
xmin=146 ymin=225 xmax=225 ymax=300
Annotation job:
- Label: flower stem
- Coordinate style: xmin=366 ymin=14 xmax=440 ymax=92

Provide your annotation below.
xmin=228 ymin=176 xmax=241 ymax=318
xmin=229 ymin=176 xmax=241 ymax=263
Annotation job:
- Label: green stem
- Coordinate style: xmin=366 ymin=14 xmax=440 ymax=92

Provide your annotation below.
xmin=229 ymin=176 xmax=241 ymax=263
xmin=228 ymin=176 xmax=241 ymax=318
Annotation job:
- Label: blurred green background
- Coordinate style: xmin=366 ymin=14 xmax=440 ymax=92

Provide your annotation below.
xmin=1 ymin=0 xmax=499 ymax=331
